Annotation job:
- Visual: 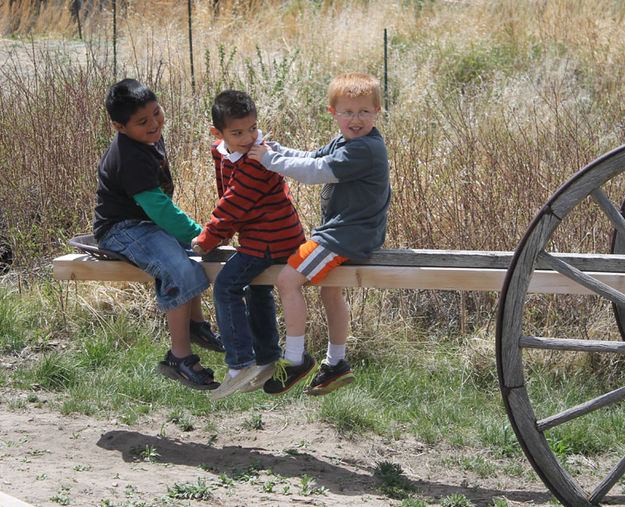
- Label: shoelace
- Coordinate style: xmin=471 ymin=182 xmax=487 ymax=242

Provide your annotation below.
xmin=309 ymin=362 xmax=322 ymax=378
xmin=271 ymin=358 xmax=292 ymax=387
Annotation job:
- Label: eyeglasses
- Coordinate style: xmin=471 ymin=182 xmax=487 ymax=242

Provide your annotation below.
xmin=334 ymin=110 xmax=377 ymax=120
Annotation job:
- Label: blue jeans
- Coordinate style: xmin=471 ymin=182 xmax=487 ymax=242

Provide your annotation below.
xmin=214 ymin=251 xmax=282 ymax=369
xmin=99 ymin=220 xmax=210 ymax=311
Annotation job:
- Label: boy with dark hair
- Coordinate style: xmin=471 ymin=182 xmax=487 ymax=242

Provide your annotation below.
xmin=191 ymin=90 xmax=305 ymax=400
xmin=94 ymin=78 xmax=224 ymax=391
xmin=249 ymin=72 xmax=391 ymax=395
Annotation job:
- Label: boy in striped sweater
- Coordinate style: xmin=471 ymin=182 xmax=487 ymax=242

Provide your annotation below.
xmin=191 ymin=90 xmax=306 ymax=400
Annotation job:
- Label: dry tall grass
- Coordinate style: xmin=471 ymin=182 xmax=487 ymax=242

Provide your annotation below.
xmin=3 ymin=0 xmax=625 ymax=357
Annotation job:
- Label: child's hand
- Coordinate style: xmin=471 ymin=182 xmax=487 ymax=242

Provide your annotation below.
xmin=248 ymin=143 xmax=271 ymax=162
xmin=191 ymin=237 xmax=209 ymax=255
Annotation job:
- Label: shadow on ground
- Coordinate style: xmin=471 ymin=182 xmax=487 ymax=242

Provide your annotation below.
xmin=97 ymin=429 xmax=591 ymax=506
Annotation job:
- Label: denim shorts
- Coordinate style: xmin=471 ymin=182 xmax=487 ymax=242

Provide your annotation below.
xmin=99 ymin=220 xmax=210 ymax=311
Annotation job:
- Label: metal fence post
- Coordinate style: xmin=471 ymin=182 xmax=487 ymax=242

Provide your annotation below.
xmin=188 ymin=0 xmax=195 ymax=93
xmin=384 ymin=28 xmax=388 ymax=115
xmin=112 ymin=0 xmax=117 ymax=79
xmin=71 ymin=0 xmax=83 ymax=40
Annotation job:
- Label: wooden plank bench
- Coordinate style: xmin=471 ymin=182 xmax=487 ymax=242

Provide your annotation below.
xmin=53 ymin=245 xmax=625 ymax=295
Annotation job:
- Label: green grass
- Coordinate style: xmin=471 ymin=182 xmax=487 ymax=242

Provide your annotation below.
xmin=3 ymin=278 xmax=625 ymax=467
xmin=322 ymin=351 xmax=510 ymax=447
xmin=374 ymin=461 xmax=418 ymax=500
xmin=440 ymin=494 xmax=476 ymax=507
xmin=167 ymin=477 xmax=214 ymax=500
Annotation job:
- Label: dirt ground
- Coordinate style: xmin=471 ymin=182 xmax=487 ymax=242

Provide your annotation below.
xmin=0 ymin=387 xmax=568 ymax=507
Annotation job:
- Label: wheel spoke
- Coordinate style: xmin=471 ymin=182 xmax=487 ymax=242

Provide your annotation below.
xmin=591 ymin=188 xmax=625 ymax=237
xmin=520 ymin=335 xmax=625 ymax=353
xmin=589 ymin=456 xmax=625 ymax=504
xmin=536 ymin=386 xmax=625 ymax=431
xmin=537 ymin=251 xmax=625 ymax=305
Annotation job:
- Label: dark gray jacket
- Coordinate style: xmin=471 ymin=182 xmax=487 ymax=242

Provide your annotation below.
xmin=262 ymin=127 xmax=390 ymax=260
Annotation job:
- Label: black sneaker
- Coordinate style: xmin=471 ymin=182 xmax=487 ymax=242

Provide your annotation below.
xmin=263 ymin=353 xmax=316 ymax=394
xmin=189 ymin=320 xmax=225 ymax=353
xmin=304 ymin=359 xmax=354 ymax=396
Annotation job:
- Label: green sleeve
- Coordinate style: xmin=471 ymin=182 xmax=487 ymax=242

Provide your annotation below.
xmin=133 ymin=188 xmax=203 ymax=244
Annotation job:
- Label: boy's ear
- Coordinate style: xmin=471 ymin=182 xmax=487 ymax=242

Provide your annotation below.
xmin=210 ymin=126 xmax=223 ymax=139
xmin=111 ymin=121 xmax=126 ymax=134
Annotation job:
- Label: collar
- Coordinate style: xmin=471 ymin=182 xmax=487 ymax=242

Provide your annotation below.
xmin=216 ymin=130 xmax=264 ymax=163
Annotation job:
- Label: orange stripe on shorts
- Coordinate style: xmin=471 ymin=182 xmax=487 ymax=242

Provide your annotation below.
xmin=288 ymin=240 xmax=348 ymax=284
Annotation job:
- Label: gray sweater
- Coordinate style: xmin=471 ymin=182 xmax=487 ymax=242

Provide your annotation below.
xmin=262 ymin=127 xmax=390 ymax=260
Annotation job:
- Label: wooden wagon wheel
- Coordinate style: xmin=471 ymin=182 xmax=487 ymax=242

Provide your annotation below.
xmin=497 ymin=144 xmax=625 ymax=506
xmin=610 ymin=202 xmax=625 ymax=340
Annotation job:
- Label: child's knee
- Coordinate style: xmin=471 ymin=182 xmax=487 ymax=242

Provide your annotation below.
xmin=276 ymin=265 xmax=305 ymax=293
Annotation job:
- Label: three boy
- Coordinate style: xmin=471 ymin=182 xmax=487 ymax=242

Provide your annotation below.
xmin=94 ymin=72 xmax=389 ymax=397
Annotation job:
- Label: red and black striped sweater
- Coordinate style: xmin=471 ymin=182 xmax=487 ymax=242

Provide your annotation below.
xmin=196 ymin=140 xmax=305 ymax=259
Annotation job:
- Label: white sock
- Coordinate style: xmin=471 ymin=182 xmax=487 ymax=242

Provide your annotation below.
xmin=284 ymin=335 xmax=305 ymax=365
xmin=228 ymin=368 xmax=240 ymax=378
xmin=326 ymin=343 xmax=346 ymax=366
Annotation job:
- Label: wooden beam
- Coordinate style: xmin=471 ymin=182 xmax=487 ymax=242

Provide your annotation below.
xmin=52 ymin=253 xmax=625 ymax=294
xmin=198 ymin=246 xmax=625 ymax=272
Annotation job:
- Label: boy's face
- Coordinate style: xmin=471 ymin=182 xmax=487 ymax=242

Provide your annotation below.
xmin=329 ymin=95 xmax=380 ymax=141
xmin=211 ymin=114 xmax=259 ymax=155
xmin=113 ymin=101 xmax=164 ymax=145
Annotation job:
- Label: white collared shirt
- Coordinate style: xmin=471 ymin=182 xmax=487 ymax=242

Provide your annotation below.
xmin=216 ymin=130 xmax=264 ymax=163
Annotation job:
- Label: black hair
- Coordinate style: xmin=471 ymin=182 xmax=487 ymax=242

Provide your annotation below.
xmin=105 ymin=78 xmax=157 ymax=125
xmin=211 ymin=90 xmax=257 ymax=131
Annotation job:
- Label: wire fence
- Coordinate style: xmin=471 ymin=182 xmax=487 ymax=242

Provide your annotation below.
xmin=5 ymin=0 xmax=388 ymax=106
